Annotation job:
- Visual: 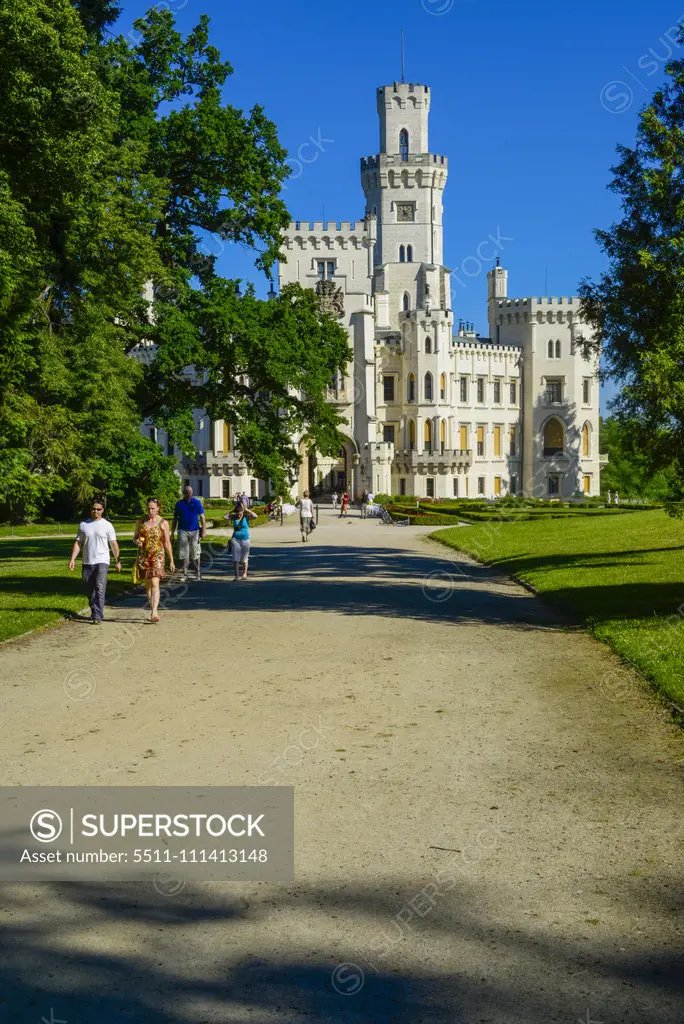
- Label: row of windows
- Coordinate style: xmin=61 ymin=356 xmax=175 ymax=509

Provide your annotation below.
xmin=382 ymin=421 xmax=519 ymax=455
xmin=382 ymin=374 xmax=520 ymax=405
xmin=399 ymin=245 xmax=413 ymax=263
xmin=398 ymin=473 xmax=593 ymax=498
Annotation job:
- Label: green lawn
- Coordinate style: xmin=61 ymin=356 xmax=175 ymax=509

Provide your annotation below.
xmin=431 ymin=510 xmax=684 ymax=712
xmin=0 ymin=519 xmax=139 ymax=539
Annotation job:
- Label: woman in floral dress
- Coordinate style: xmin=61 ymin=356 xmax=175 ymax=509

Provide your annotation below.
xmin=134 ymin=497 xmax=175 ymax=623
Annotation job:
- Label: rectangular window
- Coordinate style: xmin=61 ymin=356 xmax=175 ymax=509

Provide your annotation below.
xmin=465 ymin=477 xmax=469 ymax=497
xmin=546 ymin=380 xmax=562 ymax=403
xmin=510 ymin=380 xmax=517 ymax=405
xmin=494 ymin=475 xmax=502 ymax=496
xmin=477 ymin=425 xmax=485 ymax=457
xmin=509 ymin=426 xmax=516 ymax=456
xmin=317 ymin=261 xmax=325 ymax=279
xmin=399 ymin=478 xmax=407 ymax=496
xmin=548 ymin=474 xmax=560 ymax=496
xmin=223 ymin=422 xmax=231 ymax=452
xmin=459 ymin=425 xmax=468 ymax=450
xmin=493 ymin=379 xmax=501 ymax=404
xmin=383 ymin=375 xmax=395 ymax=402
xmin=583 ymin=474 xmax=591 ymax=495
xmin=426 ymin=478 xmax=435 ymax=498
xmin=477 ymin=377 xmax=485 ymax=403
xmin=198 ymin=478 xmax=204 ymax=497
xmin=460 ymin=376 xmax=468 ymax=402
xmin=493 ymin=426 xmax=502 ymax=457
xmin=478 ymin=476 xmax=485 ymax=495
xmin=222 ymin=479 xmax=231 ymax=498
xmin=327 ymin=261 xmax=335 ymax=278
xmin=440 ymin=377 xmax=446 ymax=401
xmin=383 ymin=424 xmax=395 ymax=444
xmin=510 ymin=474 xmax=518 ymax=495
xmin=583 ymin=378 xmax=591 ymax=404
xmin=453 ymin=478 xmax=459 ymax=497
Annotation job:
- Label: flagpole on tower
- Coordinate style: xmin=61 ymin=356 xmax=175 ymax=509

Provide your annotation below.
xmin=401 ymin=28 xmax=405 ymax=83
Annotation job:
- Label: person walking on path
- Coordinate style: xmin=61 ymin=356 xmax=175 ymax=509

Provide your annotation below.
xmin=331 ymin=491 xmax=339 ymax=510
xmin=134 ymin=498 xmax=175 ymax=623
xmin=297 ymin=490 xmax=315 ymax=542
xmin=360 ymin=490 xmax=369 ymax=519
xmin=340 ymin=491 xmax=350 ymax=518
xmin=226 ymin=501 xmax=257 ymax=580
xmin=68 ymin=498 xmax=121 ymax=624
xmin=171 ymin=485 xmax=206 ymax=581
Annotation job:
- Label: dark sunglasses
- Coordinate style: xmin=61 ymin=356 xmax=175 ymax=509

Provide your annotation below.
xmin=91 ymin=506 xmax=104 ymax=511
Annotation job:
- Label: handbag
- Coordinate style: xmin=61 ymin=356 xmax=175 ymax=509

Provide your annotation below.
xmin=308 ymin=517 xmax=317 ymax=532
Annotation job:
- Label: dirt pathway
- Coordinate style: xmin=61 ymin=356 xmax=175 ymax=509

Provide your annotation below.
xmin=0 ymin=508 xmax=681 ymax=1023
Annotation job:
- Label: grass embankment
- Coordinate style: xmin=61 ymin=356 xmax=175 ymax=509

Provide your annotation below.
xmin=431 ymin=510 xmax=684 ymax=712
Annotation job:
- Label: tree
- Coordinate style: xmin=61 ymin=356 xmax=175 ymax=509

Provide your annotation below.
xmin=579 ymin=27 xmax=684 ymax=483
xmin=599 ymin=416 xmax=680 ymax=499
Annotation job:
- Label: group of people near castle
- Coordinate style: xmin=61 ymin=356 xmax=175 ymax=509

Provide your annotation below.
xmin=69 ymin=485 xmax=256 ymax=625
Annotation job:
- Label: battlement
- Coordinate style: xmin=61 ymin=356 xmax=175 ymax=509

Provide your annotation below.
xmin=361 ymin=153 xmax=447 ymax=169
xmin=287 ymin=219 xmax=367 ymax=234
xmin=377 ymin=82 xmax=430 ymax=107
xmin=451 ymin=340 xmax=522 ymax=354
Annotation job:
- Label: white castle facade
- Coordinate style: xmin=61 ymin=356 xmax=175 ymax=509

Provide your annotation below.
xmin=141 ymin=81 xmax=604 ymax=502
xmin=278 ymin=81 xmax=606 ymax=501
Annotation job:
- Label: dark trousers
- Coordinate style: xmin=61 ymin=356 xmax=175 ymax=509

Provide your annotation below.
xmin=82 ymin=563 xmax=109 ymax=621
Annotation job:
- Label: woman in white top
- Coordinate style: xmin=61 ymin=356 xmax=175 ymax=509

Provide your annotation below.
xmin=298 ymin=490 xmax=314 ymax=542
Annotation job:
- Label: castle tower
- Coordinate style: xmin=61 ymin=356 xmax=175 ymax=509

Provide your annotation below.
xmin=361 ymin=83 xmax=448 ymax=270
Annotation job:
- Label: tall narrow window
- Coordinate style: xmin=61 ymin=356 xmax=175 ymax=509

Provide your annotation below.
xmin=511 ymin=474 xmax=518 ymax=495
xmin=477 ymin=425 xmax=485 ymax=456
xmin=399 ymin=129 xmax=409 ymax=160
xmin=399 ymin=245 xmax=406 ymax=263
xmin=494 ymin=476 xmax=502 ymax=496
xmin=555 ymin=340 xmax=561 ymax=358
xmin=223 ymin=422 xmax=231 ymax=452
xmin=407 ymin=373 xmax=416 ymax=402
xmin=406 ymin=245 xmax=413 ymax=262
xmin=424 ymin=372 xmax=433 ymax=400
xmin=453 ymin=478 xmax=459 ymax=497
xmin=383 ymin=425 xmax=395 ymax=444
xmin=459 ymin=424 xmax=468 ymax=450
xmin=440 ymin=419 xmax=446 ymax=453
xmin=403 ymin=292 xmax=410 ymax=312
xmin=222 ymin=479 xmax=231 ymax=498
xmin=493 ymin=379 xmax=501 ymax=404
xmin=425 ymin=336 xmax=432 ymax=354
xmin=478 ymin=476 xmax=485 ymax=495
xmin=548 ymin=340 xmax=554 ymax=358
xmin=383 ymin=375 xmax=395 ymax=402
xmin=510 ymin=380 xmax=517 ymax=404
xmin=583 ymin=378 xmax=591 ymax=404
xmin=509 ymin=426 xmax=517 ymax=456
xmin=426 ymin=478 xmax=435 ymax=497
xmin=582 ymin=423 xmax=590 ymax=457
xmin=440 ymin=373 xmax=446 ymax=400
xmin=477 ymin=377 xmax=485 ymax=403
xmin=409 ymin=419 xmax=416 ymax=450
xmin=424 ymin=419 xmax=433 ymax=451
xmin=493 ymin=425 xmax=502 ymax=457
xmin=317 ymin=261 xmax=325 ymax=279
xmin=460 ymin=376 xmax=468 ymax=402
xmin=583 ymin=474 xmax=591 ymax=495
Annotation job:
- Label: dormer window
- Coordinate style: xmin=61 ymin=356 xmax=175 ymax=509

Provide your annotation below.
xmin=399 ymin=129 xmax=409 ymax=160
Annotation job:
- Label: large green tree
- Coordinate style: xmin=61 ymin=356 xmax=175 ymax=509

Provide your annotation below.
xmin=579 ymin=28 xmax=684 ymax=482
xmin=0 ymin=2 xmax=350 ymax=519
xmin=599 ymin=416 xmax=680 ymax=499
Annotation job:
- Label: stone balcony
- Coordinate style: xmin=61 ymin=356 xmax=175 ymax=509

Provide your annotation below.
xmin=393 ymin=448 xmax=472 ymax=474
xmin=599 ymin=453 xmax=609 ymax=466
xmin=325 ymin=388 xmax=353 ymax=406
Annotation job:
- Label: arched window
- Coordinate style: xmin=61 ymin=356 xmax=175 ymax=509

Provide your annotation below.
xmin=543 ymin=417 xmax=565 ymax=457
xmin=582 ymin=423 xmax=591 ymax=457
xmin=555 ymin=339 xmax=561 ymax=358
xmin=425 ymin=336 xmax=432 ymax=354
xmin=424 ymin=372 xmax=433 ymax=401
xmin=440 ymin=373 xmax=446 ymax=400
xmin=406 ymin=245 xmax=413 ymax=262
xmin=424 ymin=419 xmax=433 ymax=451
xmin=548 ymin=340 xmax=554 ymax=358
xmin=440 ymin=419 xmax=446 ymax=452
xmin=407 ymin=373 xmax=416 ymax=402
xmin=403 ymin=292 xmax=410 ymax=312
xmin=399 ymin=245 xmax=406 ymax=263
xmin=408 ymin=419 xmax=416 ymax=450
xmin=399 ymin=129 xmax=409 ymax=160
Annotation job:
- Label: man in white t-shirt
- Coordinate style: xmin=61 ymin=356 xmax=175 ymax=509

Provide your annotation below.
xmin=68 ymin=498 xmax=121 ymax=624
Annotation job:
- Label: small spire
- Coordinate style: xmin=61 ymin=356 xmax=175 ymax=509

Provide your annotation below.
xmin=495 ymin=256 xmax=501 ymax=267
xmin=401 ymin=29 xmax=405 ymax=83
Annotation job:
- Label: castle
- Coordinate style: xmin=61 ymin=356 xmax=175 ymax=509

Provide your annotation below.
xmin=143 ymin=81 xmax=604 ymax=502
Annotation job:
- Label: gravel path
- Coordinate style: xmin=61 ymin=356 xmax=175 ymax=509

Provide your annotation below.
xmin=0 ymin=508 xmax=681 ymax=1023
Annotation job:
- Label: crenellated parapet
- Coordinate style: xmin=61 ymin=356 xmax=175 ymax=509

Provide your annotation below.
xmin=281 ymin=217 xmax=375 ymax=251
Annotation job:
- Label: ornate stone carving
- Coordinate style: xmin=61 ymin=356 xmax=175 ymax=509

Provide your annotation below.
xmin=315 ymin=279 xmax=345 ymax=318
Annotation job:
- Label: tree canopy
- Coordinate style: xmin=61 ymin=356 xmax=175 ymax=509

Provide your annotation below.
xmin=0 ymin=1 xmax=350 ymax=520
xmin=579 ymin=28 xmax=684 ymax=483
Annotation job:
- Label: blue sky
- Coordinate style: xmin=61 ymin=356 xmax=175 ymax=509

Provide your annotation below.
xmin=115 ymin=0 xmax=684 ymax=413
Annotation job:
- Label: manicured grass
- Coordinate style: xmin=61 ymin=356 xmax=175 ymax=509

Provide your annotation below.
xmin=0 ymin=518 xmax=139 ymax=539
xmin=431 ymin=510 xmax=684 ymax=713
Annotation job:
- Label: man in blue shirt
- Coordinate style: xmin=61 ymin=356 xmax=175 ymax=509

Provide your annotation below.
xmin=171 ymin=485 xmax=206 ymax=580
